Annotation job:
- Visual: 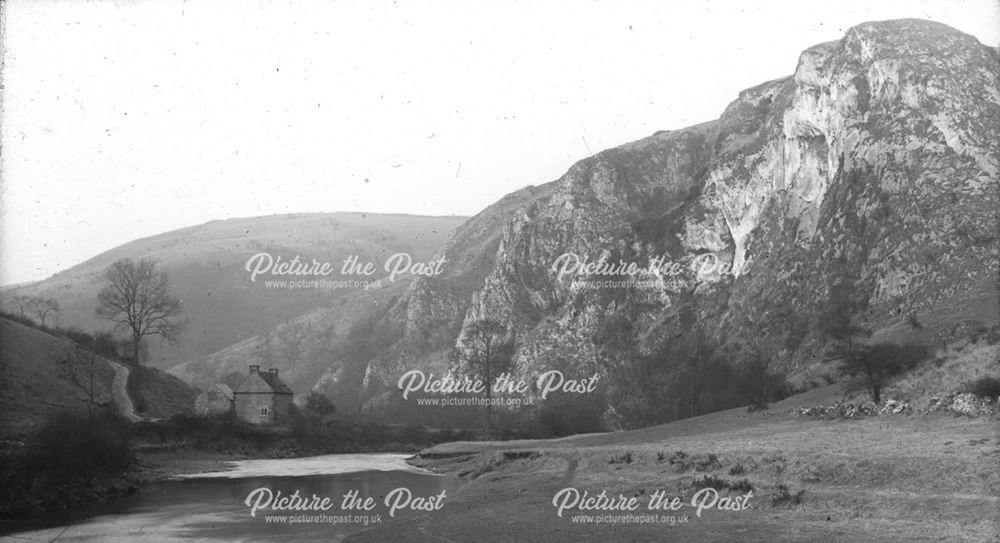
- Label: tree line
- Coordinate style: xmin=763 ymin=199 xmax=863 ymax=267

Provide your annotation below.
xmin=4 ymin=294 xmax=60 ymax=327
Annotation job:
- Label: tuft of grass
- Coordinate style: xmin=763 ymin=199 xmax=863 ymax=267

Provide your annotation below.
xmin=771 ymin=484 xmax=806 ymax=506
xmin=667 ymin=450 xmax=692 ymax=471
xmin=664 ymin=450 xmax=724 ymax=472
xmin=729 ymin=462 xmax=746 ymax=476
xmin=696 ymin=453 xmax=722 ymax=472
xmin=609 ymin=451 xmax=634 ymax=464
xmin=691 ymin=474 xmax=729 ymax=490
xmin=691 ymin=475 xmax=754 ymax=492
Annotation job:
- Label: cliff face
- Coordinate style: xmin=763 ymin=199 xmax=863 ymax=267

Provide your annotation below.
xmin=356 ymin=20 xmax=999 ymax=418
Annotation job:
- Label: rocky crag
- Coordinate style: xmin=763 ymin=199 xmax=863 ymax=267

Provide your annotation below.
xmin=349 ymin=20 xmax=998 ymax=420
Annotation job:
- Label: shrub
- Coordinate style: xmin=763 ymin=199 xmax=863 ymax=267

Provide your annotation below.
xmin=0 ymin=410 xmax=133 ymax=519
xmin=695 ymin=453 xmax=722 ymax=472
xmin=771 ymin=484 xmax=805 ymax=506
xmin=26 ymin=410 xmax=133 ymax=479
xmin=691 ymin=475 xmax=754 ymax=492
xmin=965 ymin=376 xmax=1000 ymax=401
xmin=692 ymin=474 xmax=729 ymax=491
xmin=667 ymin=450 xmax=692 ymax=471
xmin=729 ymin=462 xmax=746 ymax=476
xmin=842 ymin=342 xmax=929 ymax=404
xmin=305 ymin=391 xmax=337 ymax=416
xmin=728 ymin=478 xmax=754 ymax=492
xmin=667 ymin=451 xmax=723 ymax=472
xmin=609 ymin=451 xmax=634 ymax=464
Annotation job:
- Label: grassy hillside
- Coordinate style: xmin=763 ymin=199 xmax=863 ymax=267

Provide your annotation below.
xmin=2 ymin=212 xmax=465 ymax=370
xmin=0 ymin=317 xmax=195 ymax=435
xmin=0 ymin=318 xmax=117 ymax=434
xmin=169 ymin=278 xmax=411 ymax=405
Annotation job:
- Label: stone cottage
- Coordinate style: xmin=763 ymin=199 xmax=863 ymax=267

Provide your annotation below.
xmin=195 ymin=383 xmax=234 ymax=415
xmin=232 ymin=365 xmax=294 ymax=425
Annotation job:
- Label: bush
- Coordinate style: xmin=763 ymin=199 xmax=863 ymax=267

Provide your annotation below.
xmin=57 ymin=327 xmax=122 ymax=361
xmin=0 ymin=411 xmax=133 ymax=519
xmin=965 ymin=376 xmax=1000 ymax=401
xmin=842 ymin=342 xmax=928 ymax=404
xmin=305 ymin=391 xmax=337 ymax=416
xmin=667 ymin=450 xmax=691 ymax=471
xmin=609 ymin=451 xmax=634 ymax=464
xmin=690 ymin=475 xmax=754 ymax=492
xmin=771 ymin=484 xmax=805 ymax=506
xmin=27 ymin=411 xmax=133 ymax=475
xmin=695 ymin=453 xmax=722 ymax=472
xmin=733 ymin=355 xmax=788 ymax=411
xmin=664 ymin=451 xmax=725 ymax=473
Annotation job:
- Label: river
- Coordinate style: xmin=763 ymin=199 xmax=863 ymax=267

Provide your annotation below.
xmin=0 ymin=453 xmax=462 ymax=542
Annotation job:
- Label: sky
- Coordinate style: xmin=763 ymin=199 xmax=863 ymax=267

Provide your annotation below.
xmin=1 ymin=0 xmax=998 ymax=285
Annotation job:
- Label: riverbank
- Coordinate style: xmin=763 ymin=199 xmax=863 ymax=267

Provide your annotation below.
xmin=0 ymin=410 xmax=466 ymax=523
xmin=346 ymin=387 xmax=1000 ymax=543
xmin=1 ymin=452 xmax=456 ymax=543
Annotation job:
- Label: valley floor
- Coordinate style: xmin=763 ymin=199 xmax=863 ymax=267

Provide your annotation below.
xmin=347 ymin=387 xmax=1000 ymax=543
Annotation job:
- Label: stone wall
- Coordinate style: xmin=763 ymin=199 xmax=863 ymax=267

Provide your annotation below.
xmin=234 ymin=392 xmax=275 ymax=424
xmin=233 ymin=392 xmax=292 ymax=424
xmin=195 ymin=387 xmax=233 ymax=415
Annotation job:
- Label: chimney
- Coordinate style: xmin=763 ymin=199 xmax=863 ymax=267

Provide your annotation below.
xmin=269 ymin=368 xmax=279 ymax=377
xmin=249 ymin=365 xmax=260 ymax=374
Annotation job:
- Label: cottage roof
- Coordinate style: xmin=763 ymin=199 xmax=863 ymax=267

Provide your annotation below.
xmin=259 ymin=372 xmax=294 ymax=394
xmin=233 ymin=370 xmax=293 ymax=395
xmin=214 ymin=383 xmax=234 ymax=400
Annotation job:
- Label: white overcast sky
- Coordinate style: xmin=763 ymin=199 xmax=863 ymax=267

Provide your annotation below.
xmin=1 ymin=0 xmax=998 ymax=285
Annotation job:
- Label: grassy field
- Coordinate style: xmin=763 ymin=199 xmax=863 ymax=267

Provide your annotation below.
xmin=347 ymin=384 xmax=1000 ymax=542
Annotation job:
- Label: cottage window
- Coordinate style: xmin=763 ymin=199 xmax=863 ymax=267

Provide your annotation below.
xmin=260 ymin=407 xmax=269 ymax=417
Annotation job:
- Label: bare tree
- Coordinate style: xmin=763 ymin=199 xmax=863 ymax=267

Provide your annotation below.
xmin=29 ymin=297 xmax=60 ymax=328
xmin=56 ymin=342 xmax=105 ymax=418
xmin=6 ymin=294 xmax=30 ymax=319
xmin=456 ymin=319 xmax=513 ymax=435
xmin=842 ymin=343 xmax=928 ymax=404
xmin=96 ymin=258 xmax=185 ymax=366
xmin=818 ymin=281 xmax=872 ymax=364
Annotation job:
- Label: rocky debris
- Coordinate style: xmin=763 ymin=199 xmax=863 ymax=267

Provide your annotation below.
xmin=791 ymin=398 xmax=912 ymax=418
xmin=792 ymin=394 xmax=998 ymax=418
xmin=922 ymin=393 xmax=997 ymax=416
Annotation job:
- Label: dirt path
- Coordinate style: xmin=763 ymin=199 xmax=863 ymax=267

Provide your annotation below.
xmin=107 ymin=360 xmax=140 ymax=422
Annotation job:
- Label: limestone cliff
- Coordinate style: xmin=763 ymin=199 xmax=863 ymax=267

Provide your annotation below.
xmin=354 ymin=20 xmax=999 ymax=420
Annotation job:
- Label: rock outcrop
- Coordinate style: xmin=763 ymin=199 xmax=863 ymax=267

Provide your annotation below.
xmin=354 ymin=20 xmax=999 ymax=421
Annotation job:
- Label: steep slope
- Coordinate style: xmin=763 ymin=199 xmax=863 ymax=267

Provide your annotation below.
xmin=355 ymin=20 xmax=998 ymax=421
xmin=169 ymin=277 xmax=410 ymax=408
xmin=0 ymin=317 xmax=196 ymax=434
xmin=177 ymin=186 xmax=560 ymax=405
xmin=2 ymin=213 xmax=465 ymax=370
